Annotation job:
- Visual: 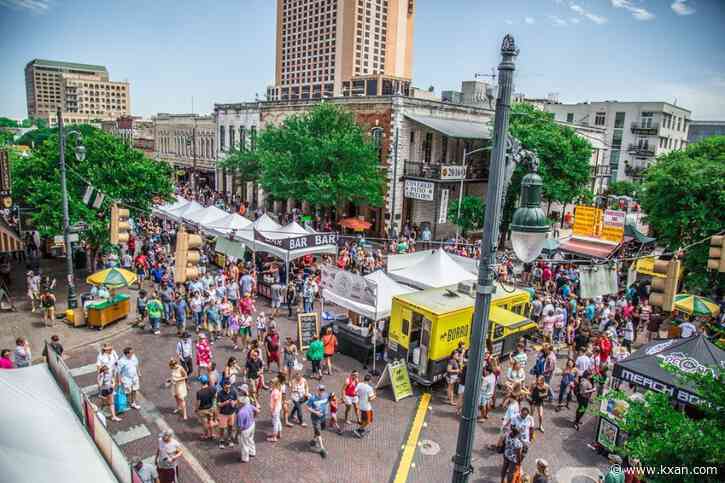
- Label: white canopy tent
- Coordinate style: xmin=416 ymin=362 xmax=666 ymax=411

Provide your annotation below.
xmin=165 ymin=200 xmax=203 ymax=222
xmin=203 ymin=212 xmax=254 ymax=237
xmin=323 ymin=269 xmax=416 ymax=320
xmin=151 ymin=196 xmax=189 ymax=218
xmin=387 ymin=248 xmax=475 ymax=289
xmin=182 ymin=205 xmax=229 ymax=226
xmin=0 ymin=365 xmax=118 ymax=483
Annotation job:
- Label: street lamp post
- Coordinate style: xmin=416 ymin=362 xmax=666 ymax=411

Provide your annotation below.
xmin=451 ymin=35 xmax=549 ymax=483
xmin=57 ymin=107 xmax=85 ymax=310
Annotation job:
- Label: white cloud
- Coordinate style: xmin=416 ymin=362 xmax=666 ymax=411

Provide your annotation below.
xmin=524 ymin=16 xmax=535 ymax=24
xmin=671 ymin=0 xmax=695 ymax=15
xmin=569 ymin=17 xmax=581 ymax=24
xmin=0 ymin=0 xmax=51 ymax=13
xmin=570 ymin=4 xmax=608 ymax=24
xmin=549 ymin=15 xmax=568 ymax=26
xmin=610 ymin=0 xmax=655 ymax=21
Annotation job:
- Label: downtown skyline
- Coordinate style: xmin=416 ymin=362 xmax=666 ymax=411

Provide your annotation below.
xmin=1 ymin=0 xmax=724 ymax=120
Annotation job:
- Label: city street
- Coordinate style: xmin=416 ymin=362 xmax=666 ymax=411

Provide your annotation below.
xmin=61 ymin=295 xmax=608 ymax=483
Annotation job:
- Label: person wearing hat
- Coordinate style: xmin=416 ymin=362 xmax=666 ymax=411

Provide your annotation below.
xmin=305 ymin=384 xmax=330 ymax=458
xmin=132 ymin=456 xmax=159 ymax=483
xmin=604 ymin=454 xmax=624 ymax=483
xmin=236 ymin=395 xmax=258 ymax=463
xmin=532 ymin=458 xmax=550 ymax=483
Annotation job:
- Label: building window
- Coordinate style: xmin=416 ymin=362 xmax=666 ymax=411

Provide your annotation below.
xmin=614 ymin=112 xmax=626 ymax=129
xmin=594 ymin=112 xmax=606 ymax=126
xmin=566 ymin=113 xmax=574 ymax=123
xmin=441 ymin=135 xmax=448 ymax=163
xmin=641 ymin=112 xmax=654 ymax=128
xmin=240 ymin=126 xmax=246 ymax=151
xmin=229 ymin=126 xmax=236 ymax=149
xmin=250 ymin=126 xmax=257 ymax=151
xmin=220 ymin=125 xmax=226 ymax=151
xmin=423 ymin=132 xmax=433 ymax=163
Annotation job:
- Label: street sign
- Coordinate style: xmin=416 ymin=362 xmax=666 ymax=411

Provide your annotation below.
xmin=54 ymin=234 xmax=79 ymax=243
xmin=439 ymin=165 xmax=466 ymax=180
xmin=438 ymin=188 xmax=449 ymax=224
xmin=70 ymin=221 xmax=89 ymax=232
xmin=375 ymin=359 xmax=414 ymax=402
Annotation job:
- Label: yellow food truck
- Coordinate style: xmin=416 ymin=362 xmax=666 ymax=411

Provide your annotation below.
xmin=387 ymin=283 xmax=536 ymax=386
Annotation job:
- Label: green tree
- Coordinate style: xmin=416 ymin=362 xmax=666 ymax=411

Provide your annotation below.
xmin=639 ymin=136 xmax=725 ymax=292
xmin=607 ymin=180 xmax=640 ymax=197
xmin=448 ymin=195 xmax=485 ymax=235
xmin=11 ymin=125 xmax=173 ymax=264
xmin=501 ymin=103 xmax=593 ymax=237
xmin=255 ymin=103 xmax=385 ymax=214
xmin=17 ymin=126 xmax=54 ymax=148
xmin=0 ymin=117 xmax=19 ymax=128
xmin=615 ymin=367 xmax=725 ymax=482
xmin=218 ymin=147 xmax=262 ymax=183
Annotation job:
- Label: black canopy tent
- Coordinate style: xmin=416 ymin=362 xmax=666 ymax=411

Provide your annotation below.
xmin=612 ymin=334 xmax=725 ymax=406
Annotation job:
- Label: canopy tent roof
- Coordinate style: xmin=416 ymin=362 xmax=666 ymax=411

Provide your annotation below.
xmin=203 ymin=212 xmax=253 ymax=238
xmin=252 ymin=213 xmax=282 ymax=232
xmin=151 ymin=196 xmax=189 ymax=218
xmin=322 ymin=269 xmax=417 ymax=320
xmin=387 ymin=248 xmax=475 ymax=289
xmin=182 ymin=205 xmax=228 ymax=226
xmin=612 ymin=334 xmax=725 ymax=404
xmin=624 ymin=223 xmax=656 ymax=244
xmin=165 ymin=200 xmax=203 ymax=222
xmin=406 ymin=113 xmax=493 ymax=140
xmin=0 ymin=365 xmax=118 ymax=483
xmin=559 ymin=236 xmax=620 ymax=259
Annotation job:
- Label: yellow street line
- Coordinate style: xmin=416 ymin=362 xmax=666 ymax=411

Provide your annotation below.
xmin=393 ymin=392 xmax=431 ymax=483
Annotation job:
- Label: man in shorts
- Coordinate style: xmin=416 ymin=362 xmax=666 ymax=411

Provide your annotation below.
xmin=306 ymin=384 xmax=330 ymax=458
xmin=195 ymin=376 xmax=216 ymax=440
xmin=117 ymin=347 xmax=141 ymax=410
xmin=353 ymin=374 xmax=376 ymax=438
xmin=217 ymin=382 xmax=238 ymax=448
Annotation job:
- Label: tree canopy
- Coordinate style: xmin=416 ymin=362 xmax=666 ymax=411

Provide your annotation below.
xmin=501 ymin=103 xmax=593 ymax=237
xmin=607 ymin=180 xmax=640 ymax=198
xmin=615 ymin=367 xmax=725 ymax=482
xmin=639 ymin=136 xmax=725 ymax=292
xmin=11 ymin=125 xmax=173 ymax=252
xmin=218 ymin=147 xmax=261 ymax=183
xmin=448 ymin=195 xmax=485 ymax=236
xmin=253 ymin=103 xmax=385 ymax=210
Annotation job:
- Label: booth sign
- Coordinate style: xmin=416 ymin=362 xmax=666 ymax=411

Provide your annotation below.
xmin=254 ymin=229 xmax=337 ymax=251
xmin=404 ymin=180 xmax=434 ymax=201
xmin=320 ymin=264 xmax=377 ymax=306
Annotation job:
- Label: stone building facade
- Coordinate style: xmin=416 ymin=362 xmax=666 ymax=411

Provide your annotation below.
xmin=153 ymin=114 xmax=217 ymax=187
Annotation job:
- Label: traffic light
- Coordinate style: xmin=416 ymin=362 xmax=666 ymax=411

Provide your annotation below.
xmin=110 ymin=204 xmax=130 ymax=245
xmin=649 ymin=258 xmax=681 ymax=312
xmin=707 ymin=235 xmax=725 ymax=272
xmin=174 ymin=226 xmax=202 ymax=283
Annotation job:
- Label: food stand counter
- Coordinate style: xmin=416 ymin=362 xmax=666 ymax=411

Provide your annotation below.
xmin=86 ymin=294 xmax=130 ymax=329
xmin=322 ymin=313 xmax=385 ymax=367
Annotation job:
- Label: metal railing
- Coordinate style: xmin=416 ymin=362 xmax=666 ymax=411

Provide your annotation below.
xmin=627 ymin=144 xmax=655 ymax=156
xmin=630 ymin=121 xmax=659 ymax=134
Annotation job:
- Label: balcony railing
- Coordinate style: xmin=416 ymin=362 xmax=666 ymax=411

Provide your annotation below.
xmin=403 ymin=161 xmax=488 ymax=181
xmin=631 ymin=122 xmax=659 ymax=135
xmin=627 ymin=144 xmax=655 ymax=157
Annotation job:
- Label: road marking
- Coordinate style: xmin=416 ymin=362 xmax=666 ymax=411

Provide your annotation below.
xmin=82 ymin=384 xmax=99 ymax=395
xmin=70 ymin=363 xmax=97 ymax=377
xmin=113 ymin=424 xmax=152 ymax=446
xmin=135 ymin=393 xmax=218 ymax=483
xmin=393 ymin=392 xmax=431 ymax=483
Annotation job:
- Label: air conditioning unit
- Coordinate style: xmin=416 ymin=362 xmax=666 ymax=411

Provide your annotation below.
xmin=457 ymin=280 xmax=476 ymax=297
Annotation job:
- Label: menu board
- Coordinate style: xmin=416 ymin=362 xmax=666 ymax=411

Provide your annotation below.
xmin=601 ymin=209 xmax=626 ymax=243
xmin=375 ymin=359 xmax=414 ymax=402
xmin=297 ymin=312 xmax=319 ymax=350
xmin=572 ymin=205 xmax=603 ymax=237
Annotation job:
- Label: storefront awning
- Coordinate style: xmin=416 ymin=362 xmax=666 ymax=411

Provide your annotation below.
xmin=405 ymin=114 xmax=492 ymax=140
xmin=559 ymin=236 xmax=620 ymax=259
xmin=0 ymin=219 xmax=23 ymax=253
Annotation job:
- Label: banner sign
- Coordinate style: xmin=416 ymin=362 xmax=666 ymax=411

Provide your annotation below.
xmin=572 ymin=205 xmax=602 ymax=237
xmin=404 ymin=179 xmax=434 ymax=201
xmin=320 ymin=264 xmax=377 ymax=306
xmin=375 ymin=359 xmax=414 ymax=402
xmin=601 ymin=209 xmax=626 ymax=243
xmin=0 ymin=149 xmax=11 ymax=197
xmin=297 ymin=312 xmax=320 ymax=351
xmin=438 ymin=189 xmax=449 ymax=224
xmin=439 ymin=165 xmax=466 ymax=180
xmin=254 ymin=229 xmax=337 ymax=252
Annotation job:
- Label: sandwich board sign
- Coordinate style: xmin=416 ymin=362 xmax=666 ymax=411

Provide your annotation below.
xmin=375 ymin=359 xmax=413 ymax=402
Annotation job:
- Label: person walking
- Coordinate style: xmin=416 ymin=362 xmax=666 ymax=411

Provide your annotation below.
xmin=265 ymin=326 xmax=282 ymax=373
xmin=173 ymin=292 xmax=188 ymax=336
xmin=353 ymin=373 xmax=376 ymax=438
xmin=321 ymin=327 xmax=338 ymax=376
xmin=217 ymin=381 xmax=238 ymax=449
xmin=195 ymin=375 xmax=216 ymax=440
xmin=195 ymin=333 xmax=212 ymax=377
xmin=176 ymin=332 xmax=194 ymax=376
xmin=267 ymin=378 xmax=283 ymax=442
xmin=156 ymin=431 xmax=182 ymax=483
xmin=305 ymin=384 xmax=330 ymax=458
xmin=342 ymin=370 xmax=360 ymax=425
xmin=0 ymin=349 xmax=14 ymax=369
xmin=13 ymin=337 xmax=31 ymax=368
xmin=236 ymin=396 xmax=258 ymax=463
xmin=40 ymin=289 xmax=56 ymax=327
xmin=573 ymin=371 xmax=595 ymax=431
xmin=146 ymin=292 xmax=163 ymax=335
xmin=132 ymin=457 xmax=159 ymax=483
xmin=97 ymin=364 xmax=122 ymax=422
xmin=528 ymin=375 xmax=549 ymax=433
xmin=286 ymin=279 xmax=297 ymax=318
xmin=117 ymin=347 xmax=141 ymax=410
xmin=479 ymin=365 xmax=496 ymax=421
xmin=532 ymin=458 xmax=551 ymax=483
xmin=555 ymin=359 xmax=577 ymax=411
xmin=168 ymin=360 xmax=188 ymax=421
xmin=282 ymin=337 xmax=299 ymax=379
xmin=289 ymin=371 xmax=309 ymax=427
xmin=501 ymin=426 xmax=524 ymax=483
xmin=306 ymin=335 xmax=324 ymax=380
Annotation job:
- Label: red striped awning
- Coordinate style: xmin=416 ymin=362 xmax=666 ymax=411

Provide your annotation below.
xmin=559 ymin=237 xmax=619 ymax=259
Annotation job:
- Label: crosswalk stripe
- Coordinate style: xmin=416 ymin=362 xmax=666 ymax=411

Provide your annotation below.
xmin=113 ymin=424 xmax=152 ymax=446
xmin=70 ymin=363 xmax=97 ymax=377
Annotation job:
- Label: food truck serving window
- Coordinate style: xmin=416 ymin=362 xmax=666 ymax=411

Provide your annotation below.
xmin=402 ymin=318 xmax=410 ymax=336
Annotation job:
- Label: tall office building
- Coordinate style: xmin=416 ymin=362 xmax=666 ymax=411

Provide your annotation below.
xmin=25 ymin=59 xmax=130 ymax=125
xmin=269 ymin=0 xmax=415 ymax=101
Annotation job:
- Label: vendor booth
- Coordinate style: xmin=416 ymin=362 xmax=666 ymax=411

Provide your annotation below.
xmin=182 ymin=204 xmax=228 ymax=227
xmin=164 ymin=200 xmax=203 ymax=222
xmin=80 ymin=268 xmax=136 ymax=329
xmin=387 ymin=282 xmax=535 ymax=385
xmin=320 ymin=267 xmax=417 ymax=368
xmin=387 ymin=248 xmax=475 ymax=289
xmin=152 ymin=196 xmax=189 ymax=219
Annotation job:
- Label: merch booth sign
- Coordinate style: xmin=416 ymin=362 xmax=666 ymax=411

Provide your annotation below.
xmin=320 ymin=264 xmax=377 ymax=307
xmin=254 ymin=229 xmax=338 ymax=251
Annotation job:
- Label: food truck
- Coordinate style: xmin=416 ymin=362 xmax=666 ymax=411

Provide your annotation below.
xmin=387 ymin=282 xmax=536 ymax=385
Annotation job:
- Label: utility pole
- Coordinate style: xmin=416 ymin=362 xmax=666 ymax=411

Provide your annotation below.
xmin=451 ymin=34 xmax=519 ymax=483
xmin=57 ymin=107 xmax=78 ymax=309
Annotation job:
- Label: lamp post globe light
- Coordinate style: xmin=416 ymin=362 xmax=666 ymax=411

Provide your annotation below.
xmin=510 ymin=170 xmax=550 ymax=263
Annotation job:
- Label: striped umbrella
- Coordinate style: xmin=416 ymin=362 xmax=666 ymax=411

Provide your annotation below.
xmin=673 ymin=294 xmax=720 ymax=317
xmin=86 ymin=268 xmax=137 ymax=289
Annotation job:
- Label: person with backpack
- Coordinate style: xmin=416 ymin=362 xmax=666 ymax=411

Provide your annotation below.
xmin=573 ymin=371 xmax=595 ymax=431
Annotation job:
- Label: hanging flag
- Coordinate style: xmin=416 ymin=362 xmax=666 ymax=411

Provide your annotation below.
xmin=82 ymin=186 xmax=94 ymax=205
xmin=92 ymin=193 xmax=105 ymax=209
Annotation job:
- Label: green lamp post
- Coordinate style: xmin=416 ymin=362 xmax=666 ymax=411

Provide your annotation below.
xmin=510 ymin=169 xmax=550 ymax=263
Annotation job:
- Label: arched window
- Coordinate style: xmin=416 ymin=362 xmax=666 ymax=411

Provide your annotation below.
xmin=229 ymin=125 xmax=236 ymax=150
xmin=219 ymin=125 xmax=226 ymax=151
xmin=371 ymin=127 xmax=384 ymax=162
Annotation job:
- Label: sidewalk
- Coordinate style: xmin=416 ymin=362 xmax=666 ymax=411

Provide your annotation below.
xmin=0 ymin=255 xmax=136 ymax=361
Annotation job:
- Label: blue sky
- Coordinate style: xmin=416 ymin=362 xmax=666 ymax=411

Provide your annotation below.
xmin=1 ymin=0 xmax=724 ymax=120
